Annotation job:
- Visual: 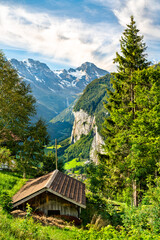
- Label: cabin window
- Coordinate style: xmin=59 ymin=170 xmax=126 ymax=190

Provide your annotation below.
xmin=48 ymin=210 xmax=60 ymax=216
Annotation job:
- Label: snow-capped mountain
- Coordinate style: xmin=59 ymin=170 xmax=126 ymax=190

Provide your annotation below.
xmin=10 ymin=59 xmax=108 ymax=121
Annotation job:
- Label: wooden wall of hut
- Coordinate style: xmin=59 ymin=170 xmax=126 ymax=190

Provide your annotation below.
xmin=20 ymin=192 xmax=79 ymax=218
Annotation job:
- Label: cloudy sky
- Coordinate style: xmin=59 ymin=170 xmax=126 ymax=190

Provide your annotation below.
xmin=0 ymin=0 xmax=160 ymax=71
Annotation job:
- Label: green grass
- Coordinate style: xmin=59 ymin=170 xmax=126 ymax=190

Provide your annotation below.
xmin=0 ymin=208 xmax=78 ymax=240
xmin=64 ymin=131 xmax=93 ymax=162
xmin=1 ymin=208 xmax=159 ymax=240
xmin=46 ymin=145 xmax=61 ymax=150
xmin=0 ymin=171 xmax=27 ymax=197
xmin=64 ymin=158 xmax=86 ymax=170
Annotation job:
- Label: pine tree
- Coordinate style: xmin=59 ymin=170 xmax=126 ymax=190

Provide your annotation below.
xmin=100 ymin=16 xmax=151 ymax=206
xmin=114 ymin=16 xmax=149 ymax=75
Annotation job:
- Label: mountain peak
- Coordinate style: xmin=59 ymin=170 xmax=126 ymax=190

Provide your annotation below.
xmin=10 ymin=57 xmax=109 ymax=125
xmin=77 ymin=62 xmax=96 ymax=71
xmin=82 ymin=62 xmax=95 ymax=66
xmin=22 ymin=58 xmax=51 ymax=71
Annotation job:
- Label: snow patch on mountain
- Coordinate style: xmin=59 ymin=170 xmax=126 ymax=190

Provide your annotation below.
xmin=69 ymin=70 xmax=86 ymax=79
xmin=23 ymin=59 xmax=32 ymax=68
xmin=10 ymin=58 xmax=109 ymax=122
xmin=35 ymin=75 xmax=43 ymax=82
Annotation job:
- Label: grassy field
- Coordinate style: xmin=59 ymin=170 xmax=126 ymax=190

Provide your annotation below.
xmin=0 ymin=171 xmax=27 ymax=197
xmin=0 ymin=208 xmax=78 ymax=240
xmin=64 ymin=158 xmax=86 ymax=170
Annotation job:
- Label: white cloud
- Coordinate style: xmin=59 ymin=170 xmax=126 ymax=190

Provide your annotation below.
xmin=94 ymin=0 xmax=160 ymax=63
xmin=96 ymin=0 xmax=160 ymax=40
xmin=2 ymin=1 xmax=159 ymax=71
xmin=0 ymin=3 xmax=122 ymax=71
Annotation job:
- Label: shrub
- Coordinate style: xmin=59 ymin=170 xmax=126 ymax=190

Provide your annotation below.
xmin=0 ymin=191 xmax=12 ymax=213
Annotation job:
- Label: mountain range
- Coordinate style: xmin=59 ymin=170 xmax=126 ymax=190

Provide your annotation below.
xmin=10 ymin=59 xmax=108 ymax=122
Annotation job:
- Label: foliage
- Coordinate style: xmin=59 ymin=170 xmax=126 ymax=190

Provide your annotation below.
xmin=0 ymin=51 xmax=36 ymax=142
xmin=113 ymin=16 xmax=150 ymax=75
xmin=81 ymin=192 xmax=123 ymax=227
xmin=74 ymin=75 xmax=111 ymax=133
xmin=26 ymin=203 xmax=33 ymax=218
xmin=0 ymin=171 xmax=26 ymax=212
xmin=98 ymin=16 xmax=154 ymax=205
xmin=0 ymin=51 xmax=50 ymax=178
xmin=40 ymin=151 xmax=64 ymax=174
xmin=121 ymin=179 xmax=160 ymax=235
xmin=64 ymin=131 xmax=93 ymax=162
xmin=0 ymin=171 xmax=27 ymax=196
xmin=64 ymin=158 xmax=86 ymax=171
xmin=15 ymin=119 xmax=49 ymax=177
xmin=0 ymin=191 xmax=12 ymax=213
xmin=0 ymin=147 xmax=13 ymax=168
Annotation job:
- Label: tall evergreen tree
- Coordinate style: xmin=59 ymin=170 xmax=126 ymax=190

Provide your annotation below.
xmin=114 ymin=16 xmax=149 ymax=75
xmin=99 ymin=16 xmax=151 ymax=206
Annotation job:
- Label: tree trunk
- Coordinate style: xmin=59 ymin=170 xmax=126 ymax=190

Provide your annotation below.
xmin=133 ymin=179 xmax=138 ymax=206
xmin=23 ymin=170 xmax=26 ymax=179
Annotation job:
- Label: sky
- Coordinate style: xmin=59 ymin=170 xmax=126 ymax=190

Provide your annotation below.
xmin=0 ymin=0 xmax=160 ymax=71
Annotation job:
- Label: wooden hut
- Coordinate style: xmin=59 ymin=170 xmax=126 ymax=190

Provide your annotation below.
xmin=12 ymin=170 xmax=86 ymax=218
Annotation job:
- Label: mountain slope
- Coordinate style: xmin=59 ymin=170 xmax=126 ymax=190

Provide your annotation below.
xmin=48 ymin=97 xmax=79 ymax=141
xmin=73 ymin=73 xmax=111 ymax=133
xmin=10 ymin=59 xmax=109 ymax=123
xmin=64 ymin=74 xmax=111 ymax=164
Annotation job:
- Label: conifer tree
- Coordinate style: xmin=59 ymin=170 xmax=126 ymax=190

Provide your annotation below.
xmin=100 ymin=16 xmax=151 ymax=206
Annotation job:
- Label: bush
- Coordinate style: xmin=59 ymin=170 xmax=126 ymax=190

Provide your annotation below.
xmin=0 ymin=191 xmax=12 ymax=212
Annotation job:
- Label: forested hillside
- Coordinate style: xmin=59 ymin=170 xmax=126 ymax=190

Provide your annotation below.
xmin=62 ymin=75 xmax=111 ymax=170
xmin=74 ymin=73 xmax=111 ymax=133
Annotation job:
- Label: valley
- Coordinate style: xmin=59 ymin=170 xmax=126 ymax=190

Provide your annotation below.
xmin=10 ymin=59 xmax=108 ymax=124
xmin=9 ymin=58 xmax=110 ymax=173
xmin=1 ymin=12 xmax=160 ymax=239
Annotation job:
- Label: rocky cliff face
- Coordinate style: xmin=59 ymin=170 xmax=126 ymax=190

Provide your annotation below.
xmin=71 ymin=110 xmax=95 ymax=143
xmin=90 ymin=126 xmax=104 ymax=164
xmin=71 ymin=109 xmax=104 ymax=163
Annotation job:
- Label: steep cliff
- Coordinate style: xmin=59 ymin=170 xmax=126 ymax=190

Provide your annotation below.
xmin=90 ymin=125 xmax=104 ymax=163
xmin=71 ymin=110 xmax=95 ymax=143
xmin=69 ymin=74 xmax=111 ymax=163
xmin=71 ymin=110 xmax=104 ymax=163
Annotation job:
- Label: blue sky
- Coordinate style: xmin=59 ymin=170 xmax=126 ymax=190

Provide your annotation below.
xmin=0 ymin=0 xmax=160 ymax=71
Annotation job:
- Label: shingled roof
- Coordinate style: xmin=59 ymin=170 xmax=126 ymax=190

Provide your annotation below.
xmin=12 ymin=170 xmax=86 ymax=208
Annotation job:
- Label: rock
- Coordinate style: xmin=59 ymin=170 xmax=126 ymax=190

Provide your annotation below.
xmin=71 ymin=109 xmax=95 ymax=143
xmin=71 ymin=109 xmax=104 ymax=163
